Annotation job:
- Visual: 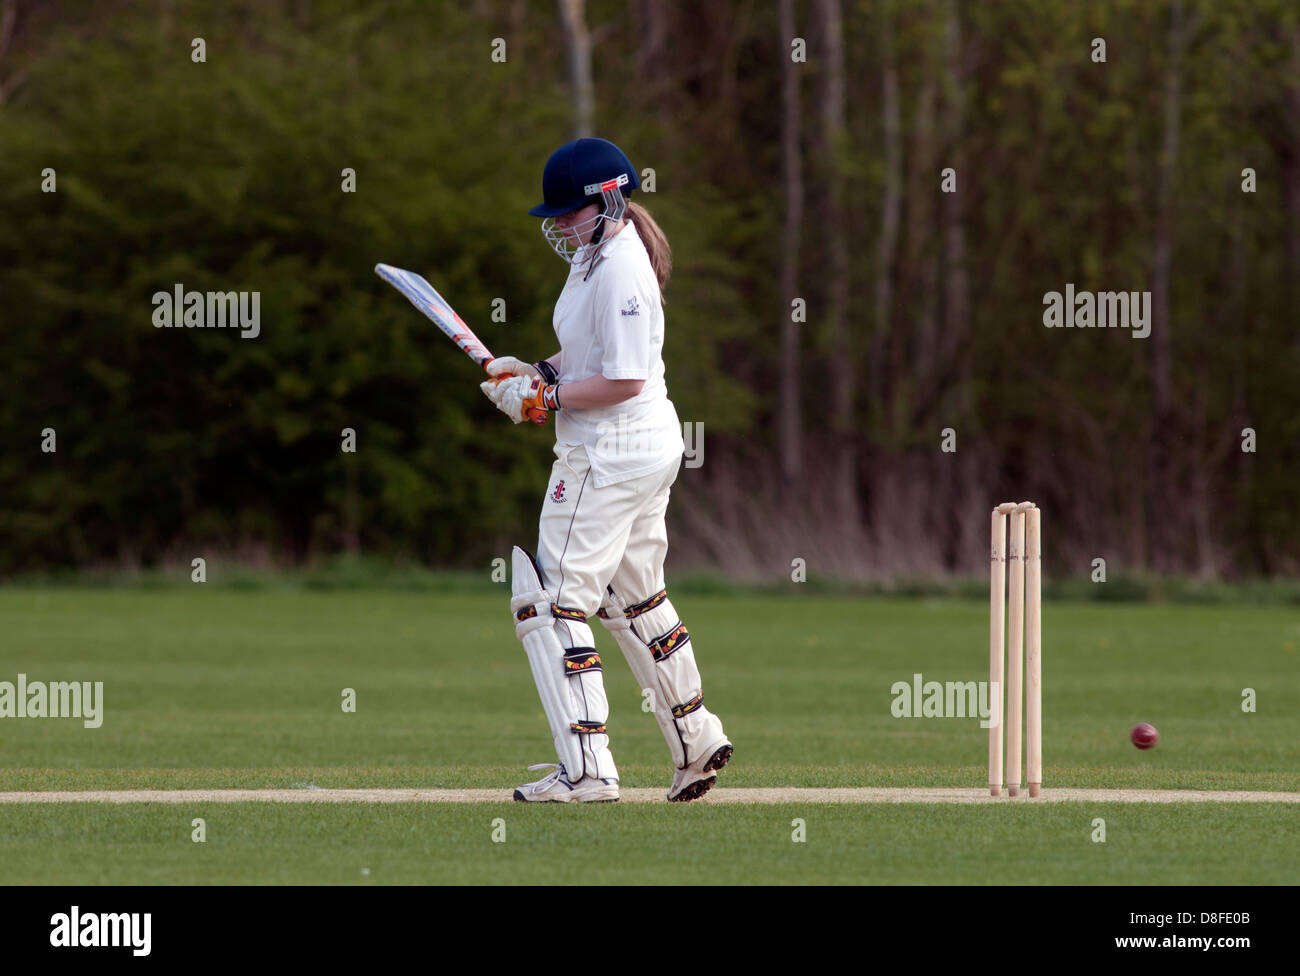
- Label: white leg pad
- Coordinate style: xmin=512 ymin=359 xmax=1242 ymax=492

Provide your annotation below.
xmin=511 ymin=547 xmax=617 ymax=782
xmin=598 ymin=586 xmax=726 ymax=769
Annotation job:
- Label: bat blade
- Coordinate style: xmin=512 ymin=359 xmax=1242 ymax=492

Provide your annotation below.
xmin=374 ymin=263 xmax=494 ymax=366
xmin=375 ymin=263 xmax=547 ymax=425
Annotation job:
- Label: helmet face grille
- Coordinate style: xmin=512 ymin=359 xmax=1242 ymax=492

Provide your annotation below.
xmin=539 ymin=186 xmax=628 ymax=268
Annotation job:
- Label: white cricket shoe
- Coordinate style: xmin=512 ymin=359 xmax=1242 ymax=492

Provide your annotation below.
xmin=513 ymin=763 xmax=619 ymax=803
xmin=667 ymin=741 xmax=734 ymax=803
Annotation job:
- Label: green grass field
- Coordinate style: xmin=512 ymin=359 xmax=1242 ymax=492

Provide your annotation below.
xmin=1 ymin=587 xmax=1297 ymax=884
xmin=3 ymin=802 xmax=1296 ymax=885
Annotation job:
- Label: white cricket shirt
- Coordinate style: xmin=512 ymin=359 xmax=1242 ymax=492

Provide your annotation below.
xmin=551 ymin=220 xmax=684 ymax=487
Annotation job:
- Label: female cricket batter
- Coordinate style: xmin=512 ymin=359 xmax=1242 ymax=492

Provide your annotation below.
xmin=480 ymin=136 xmax=732 ymax=803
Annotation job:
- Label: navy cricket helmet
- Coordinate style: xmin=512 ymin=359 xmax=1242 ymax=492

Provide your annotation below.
xmin=528 ymin=137 xmax=640 ymax=218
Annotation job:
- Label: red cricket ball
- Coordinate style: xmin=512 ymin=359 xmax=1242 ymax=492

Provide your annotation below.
xmin=1131 ymin=722 xmax=1159 ymax=750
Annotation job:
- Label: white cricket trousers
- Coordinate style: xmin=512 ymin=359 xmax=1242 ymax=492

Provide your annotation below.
xmin=536 ymin=442 xmax=727 ymax=771
xmin=538 ymin=443 xmax=680 ymax=614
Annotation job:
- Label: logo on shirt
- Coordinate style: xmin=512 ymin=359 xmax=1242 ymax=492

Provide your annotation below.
xmin=550 ymin=480 xmax=567 ymax=503
xmin=620 ymin=296 xmax=640 ymax=317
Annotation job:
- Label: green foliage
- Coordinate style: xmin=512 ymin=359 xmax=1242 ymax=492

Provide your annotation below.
xmin=0 ymin=1 xmax=571 ymax=573
xmin=1 ymin=0 xmax=1298 ymax=576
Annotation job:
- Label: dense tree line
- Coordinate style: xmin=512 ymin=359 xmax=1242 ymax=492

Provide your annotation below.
xmin=1 ymin=0 xmax=1296 ymax=579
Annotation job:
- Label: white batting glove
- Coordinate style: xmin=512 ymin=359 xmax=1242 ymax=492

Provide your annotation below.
xmin=480 ymin=376 xmax=519 ymax=422
xmin=480 ymin=374 xmax=560 ymax=424
xmin=485 ymin=356 xmax=542 ymax=380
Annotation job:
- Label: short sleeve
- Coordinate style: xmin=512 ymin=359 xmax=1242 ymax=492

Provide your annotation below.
xmin=595 ymin=270 xmax=654 ymax=380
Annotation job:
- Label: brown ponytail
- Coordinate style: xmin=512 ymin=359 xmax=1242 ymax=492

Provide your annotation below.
xmin=626 ymin=201 xmax=672 ymax=300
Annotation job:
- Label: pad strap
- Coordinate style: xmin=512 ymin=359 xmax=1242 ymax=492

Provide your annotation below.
xmin=671 ymin=693 xmax=705 ymax=719
xmin=624 ymin=589 xmax=668 ymax=619
xmin=649 ymin=622 xmax=690 ymax=662
xmin=563 ymin=647 xmax=602 ymax=675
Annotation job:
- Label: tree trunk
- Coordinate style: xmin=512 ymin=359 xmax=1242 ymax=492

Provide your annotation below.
xmin=779 ymin=0 xmax=803 ymax=502
xmin=872 ymin=4 xmax=901 ymax=427
xmin=1148 ymin=0 xmax=1186 ymax=571
xmin=630 ymin=0 xmax=670 ymax=128
xmin=939 ymin=0 xmax=970 ymax=568
xmin=1287 ymin=24 xmax=1300 ymax=314
xmin=557 ymin=0 xmax=594 ymax=138
xmin=814 ymin=0 xmax=856 ymax=529
xmin=905 ymin=77 xmax=936 ymax=405
xmin=941 ymin=0 xmax=969 ymax=407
